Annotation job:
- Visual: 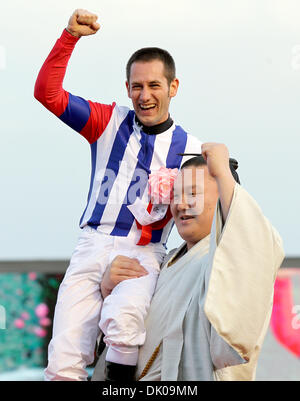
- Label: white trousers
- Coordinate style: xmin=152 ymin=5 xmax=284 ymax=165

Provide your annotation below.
xmin=44 ymin=227 xmax=165 ymax=381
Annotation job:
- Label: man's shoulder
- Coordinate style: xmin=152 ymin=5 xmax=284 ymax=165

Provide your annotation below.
xmin=171 ymin=124 xmax=202 ymax=149
xmin=111 ymin=104 xmax=133 ymax=117
xmin=186 ymin=132 xmax=202 ymax=147
xmin=106 ymin=104 xmax=135 ymax=125
xmin=178 ymin=131 xmax=203 ymax=158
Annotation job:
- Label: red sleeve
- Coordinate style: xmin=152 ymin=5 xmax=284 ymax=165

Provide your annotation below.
xmin=34 ymin=29 xmax=114 ymax=144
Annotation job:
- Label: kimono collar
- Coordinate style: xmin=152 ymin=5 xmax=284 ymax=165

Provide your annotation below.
xmin=167 ymin=234 xmax=211 ymax=268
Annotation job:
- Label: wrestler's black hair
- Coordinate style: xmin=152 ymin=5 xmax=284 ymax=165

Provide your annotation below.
xmin=178 ymin=153 xmax=241 ymax=185
xmin=126 ymin=47 xmax=176 ymax=85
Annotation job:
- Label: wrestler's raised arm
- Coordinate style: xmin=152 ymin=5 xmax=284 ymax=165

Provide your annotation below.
xmin=201 ymin=143 xmax=236 ymax=221
xmin=34 ymin=9 xmax=114 ymax=144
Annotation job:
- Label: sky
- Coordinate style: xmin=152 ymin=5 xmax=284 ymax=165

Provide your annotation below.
xmin=1 ymin=0 xmax=300 ymax=259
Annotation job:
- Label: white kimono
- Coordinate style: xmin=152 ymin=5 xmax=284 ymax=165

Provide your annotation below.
xmin=92 ymin=184 xmax=284 ymax=381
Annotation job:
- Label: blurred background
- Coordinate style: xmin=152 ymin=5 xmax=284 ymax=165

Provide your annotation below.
xmin=0 ymin=0 xmax=299 ymax=380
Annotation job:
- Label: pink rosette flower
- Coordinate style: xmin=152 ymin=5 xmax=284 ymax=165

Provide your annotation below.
xmin=20 ymin=312 xmax=30 ymax=320
xmin=28 ymin=272 xmax=37 ymax=280
xmin=35 ymin=303 xmax=49 ymax=318
xmin=33 ymin=326 xmax=47 ymax=338
xmin=148 ymin=167 xmax=178 ymax=204
xmin=14 ymin=318 xmax=25 ymax=329
xmin=39 ymin=317 xmax=51 ymax=327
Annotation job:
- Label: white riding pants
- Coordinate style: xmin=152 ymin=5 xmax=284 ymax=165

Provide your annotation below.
xmin=44 ymin=227 xmax=165 ymax=381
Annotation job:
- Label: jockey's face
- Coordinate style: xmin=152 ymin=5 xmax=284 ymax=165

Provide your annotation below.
xmin=126 ymin=60 xmax=178 ymax=127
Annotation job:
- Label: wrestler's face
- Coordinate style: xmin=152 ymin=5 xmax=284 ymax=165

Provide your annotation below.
xmin=126 ymin=60 xmax=179 ymax=127
xmin=170 ymin=165 xmax=219 ymax=250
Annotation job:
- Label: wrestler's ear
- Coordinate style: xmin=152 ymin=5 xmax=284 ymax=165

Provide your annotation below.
xmin=126 ymin=81 xmax=131 ymax=98
xmin=169 ymin=78 xmax=179 ymax=98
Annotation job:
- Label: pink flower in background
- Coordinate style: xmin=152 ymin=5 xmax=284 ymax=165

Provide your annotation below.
xmin=28 ymin=272 xmax=37 ymax=280
xmin=35 ymin=303 xmax=49 ymax=318
xmin=14 ymin=318 xmax=25 ymax=329
xmin=39 ymin=317 xmax=51 ymax=327
xmin=148 ymin=167 xmax=178 ymax=204
xmin=20 ymin=312 xmax=30 ymax=320
xmin=33 ymin=326 xmax=47 ymax=338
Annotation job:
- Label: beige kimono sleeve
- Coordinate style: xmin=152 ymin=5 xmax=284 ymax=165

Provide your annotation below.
xmin=204 ymin=184 xmax=285 ymax=380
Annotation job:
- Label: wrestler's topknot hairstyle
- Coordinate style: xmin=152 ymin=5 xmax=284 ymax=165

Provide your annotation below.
xmin=126 ymin=47 xmax=176 ymax=85
xmin=178 ymin=154 xmax=241 ymax=185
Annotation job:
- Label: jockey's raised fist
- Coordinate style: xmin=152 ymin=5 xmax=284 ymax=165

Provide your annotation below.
xmin=67 ymin=9 xmax=100 ymax=38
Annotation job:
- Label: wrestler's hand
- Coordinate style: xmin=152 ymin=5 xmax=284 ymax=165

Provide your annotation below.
xmin=100 ymin=256 xmax=148 ymax=299
xmin=66 ymin=9 xmax=100 ymax=38
xmin=202 ymin=143 xmax=236 ymax=221
xmin=201 ymin=142 xmax=232 ymax=180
